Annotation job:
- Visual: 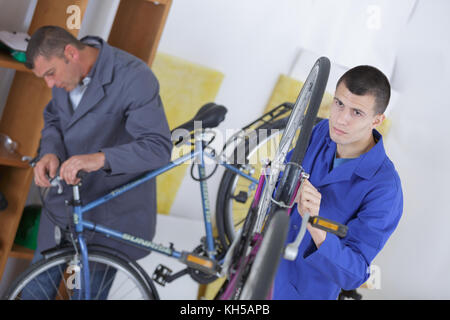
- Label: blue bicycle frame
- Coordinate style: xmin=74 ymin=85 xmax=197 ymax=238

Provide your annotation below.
xmin=68 ymin=138 xmax=258 ymax=299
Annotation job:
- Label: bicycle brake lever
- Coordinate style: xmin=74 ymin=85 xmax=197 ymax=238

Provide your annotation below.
xmin=48 ymin=175 xmax=63 ymax=194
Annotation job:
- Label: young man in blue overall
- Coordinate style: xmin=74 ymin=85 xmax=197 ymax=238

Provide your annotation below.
xmin=273 ymin=65 xmax=403 ymax=300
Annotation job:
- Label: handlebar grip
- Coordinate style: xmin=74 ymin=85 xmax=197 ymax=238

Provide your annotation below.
xmin=309 ymin=216 xmax=348 ymax=238
xmin=76 ymin=170 xmax=88 ymax=180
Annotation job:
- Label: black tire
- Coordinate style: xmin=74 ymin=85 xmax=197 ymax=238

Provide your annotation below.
xmin=289 ymin=58 xmax=330 ymax=165
xmin=4 ymin=249 xmax=158 ymax=300
xmin=215 ymin=118 xmax=287 ymax=250
xmin=239 ymin=209 xmax=290 ymax=300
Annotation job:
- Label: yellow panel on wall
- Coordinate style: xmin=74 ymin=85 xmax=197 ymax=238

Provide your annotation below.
xmin=152 ymin=53 xmax=224 ymax=215
xmin=264 ymin=74 xmax=333 ymax=118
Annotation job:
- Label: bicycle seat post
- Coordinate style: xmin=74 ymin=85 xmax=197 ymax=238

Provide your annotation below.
xmin=193 ymin=124 xmax=216 ymax=258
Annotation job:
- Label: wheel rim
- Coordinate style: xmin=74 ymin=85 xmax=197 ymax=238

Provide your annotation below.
xmin=8 ymin=253 xmax=151 ymax=300
xmin=225 ymin=128 xmax=284 ymax=242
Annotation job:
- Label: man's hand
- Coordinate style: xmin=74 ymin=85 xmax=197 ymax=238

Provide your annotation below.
xmin=295 ymin=179 xmax=326 ymax=248
xmin=34 ymin=153 xmax=60 ymax=187
xmin=60 ymin=152 xmax=105 ymax=185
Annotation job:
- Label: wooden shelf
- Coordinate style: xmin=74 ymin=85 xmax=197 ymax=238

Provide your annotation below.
xmin=0 ymin=51 xmax=29 ymax=73
xmin=109 ymin=0 xmax=172 ymax=66
xmin=0 ymin=0 xmax=173 ymax=284
xmin=0 ymin=146 xmax=29 ymax=168
xmin=9 ymin=244 xmax=34 ymax=260
xmin=148 ymin=0 xmax=170 ymax=4
xmin=0 ymin=0 xmax=92 ymax=282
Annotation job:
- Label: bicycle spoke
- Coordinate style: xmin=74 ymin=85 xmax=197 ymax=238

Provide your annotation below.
xmin=45 ymin=268 xmax=64 ymax=300
xmin=35 ymin=276 xmax=51 ymax=300
xmin=107 ymin=274 xmax=130 ymax=299
xmin=94 ymin=270 xmax=116 ymax=300
xmin=21 ymin=281 xmax=39 ymax=300
xmin=233 ymin=217 xmax=245 ymax=229
xmin=94 ymin=264 xmax=110 ymax=300
xmin=117 ymin=282 xmax=141 ymax=300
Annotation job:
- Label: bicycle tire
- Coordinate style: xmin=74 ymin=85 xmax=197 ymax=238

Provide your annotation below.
xmin=215 ymin=117 xmax=287 ymax=250
xmin=239 ymin=209 xmax=290 ymax=300
xmin=4 ymin=249 xmax=158 ymax=300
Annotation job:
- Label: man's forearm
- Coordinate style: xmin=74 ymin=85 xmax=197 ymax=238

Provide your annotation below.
xmin=308 ymin=225 xmax=327 ymax=248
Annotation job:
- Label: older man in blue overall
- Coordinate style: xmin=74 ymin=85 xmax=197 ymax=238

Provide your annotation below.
xmin=22 ymin=26 xmax=172 ymax=299
xmin=273 ymin=65 xmax=403 ymax=300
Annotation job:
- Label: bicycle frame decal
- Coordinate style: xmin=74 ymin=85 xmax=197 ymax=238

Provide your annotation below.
xmin=122 ymin=234 xmax=175 ymax=256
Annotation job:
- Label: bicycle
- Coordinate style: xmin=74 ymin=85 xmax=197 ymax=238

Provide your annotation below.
xmin=4 ymin=57 xmax=346 ymax=300
xmin=214 ymin=56 xmax=348 ymax=300
xmin=3 ymin=92 xmax=290 ymax=299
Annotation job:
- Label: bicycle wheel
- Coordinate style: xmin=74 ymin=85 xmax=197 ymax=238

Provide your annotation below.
xmin=220 ymin=57 xmax=330 ymax=300
xmin=4 ymin=248 xmax=158 ymax=300
xmin=216 ymin=57 xmax=330 ymax=249
xmin=215 ymin=118 xmax=287 ymax=249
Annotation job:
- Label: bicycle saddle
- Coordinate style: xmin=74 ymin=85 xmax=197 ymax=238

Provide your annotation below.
xmin=171 ymin=102 xmax=227 ymax=133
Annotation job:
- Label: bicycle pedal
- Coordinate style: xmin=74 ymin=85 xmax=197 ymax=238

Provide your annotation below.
xmin=231 ymin=191 xmax=248 ymax=204
xmin=179 ymin=252 xmax=217 ymax=275
xmin=152 ymin=264 xmax=173 ymax=286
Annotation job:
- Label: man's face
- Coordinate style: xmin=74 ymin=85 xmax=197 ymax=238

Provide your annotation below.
xmin=32 ymin=47 xmax=82 ymax=91
xmin=329 ymin=82 xmax=384 ymax=148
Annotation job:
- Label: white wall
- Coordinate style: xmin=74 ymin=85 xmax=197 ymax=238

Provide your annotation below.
xmin=359 ymin=0 xmax=450 ymax=299
xmin=0 ymin=0 xmax=449 ymax=299
xmin=158 ymin=0 xmax=450 ymax=300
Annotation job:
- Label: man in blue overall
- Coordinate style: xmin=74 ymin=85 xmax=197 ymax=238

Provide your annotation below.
xmin=22 ymin=26 xmax=172 ymax=299
xmin=273 ymin=65 xmax=403 ymax=300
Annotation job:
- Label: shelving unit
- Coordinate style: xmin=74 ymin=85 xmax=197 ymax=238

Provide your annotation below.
xmin=0 ymin=0 xmax=172 ymax=281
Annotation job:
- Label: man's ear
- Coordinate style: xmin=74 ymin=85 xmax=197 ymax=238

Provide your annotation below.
xmin=64 ymin=44 xmax=79 ymax=62
xmin=372 ymin=113 xmax=385 ymax=128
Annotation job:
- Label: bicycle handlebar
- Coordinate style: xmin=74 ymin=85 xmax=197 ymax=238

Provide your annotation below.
xmin=46 ymin=170 xmax=88 ymax=194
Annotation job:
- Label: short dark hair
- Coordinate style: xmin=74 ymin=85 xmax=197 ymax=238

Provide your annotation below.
xmin=336 ymin=65 xmax=391 ymax=115
xmin=25 ymin=25 xmax=85 ymax=69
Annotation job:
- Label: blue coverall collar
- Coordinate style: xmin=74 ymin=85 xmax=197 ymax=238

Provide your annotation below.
xmin=318 ymin=127 xmax=386 ymax=186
